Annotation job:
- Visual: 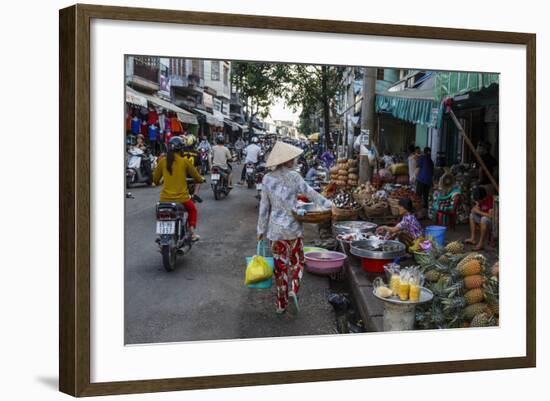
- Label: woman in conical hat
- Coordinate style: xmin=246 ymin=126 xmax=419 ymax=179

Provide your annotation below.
xmin=257 ymin=141 xmax=332 ymax=315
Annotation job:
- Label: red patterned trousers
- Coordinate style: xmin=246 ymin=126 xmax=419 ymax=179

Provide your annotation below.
xmin=271 ymin=238 xmax=305 ymax=310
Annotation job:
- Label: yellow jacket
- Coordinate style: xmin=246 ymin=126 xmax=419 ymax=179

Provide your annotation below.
xmin=153 ymin=154 xmax=205 ymax=203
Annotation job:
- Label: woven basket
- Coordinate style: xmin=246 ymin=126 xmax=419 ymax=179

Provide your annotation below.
xmin=292 ymin=209 xmax=332 ymax=224
xmin=352 ymin=191 xmax=372 ymax=205
xmin=364 ymin=202 xmax=389 ymax=218
xmin=331 ymin=205 xmax=361 ymax=221
xmin=388 ymin=198 xmax=400 ymax=216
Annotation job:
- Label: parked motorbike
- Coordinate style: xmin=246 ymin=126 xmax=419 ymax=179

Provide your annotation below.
xmin=199 ymin=149 xmax=210 ymax=175
xmin=255 ymin=161 xmax=267 ymax=201
xmin=126 ymin=146 xmax=155 ymax=188
xmin=155 ymin=201 xmax=194 ymax=272
xmin=210 ymin=166 xmax=231 ymax=200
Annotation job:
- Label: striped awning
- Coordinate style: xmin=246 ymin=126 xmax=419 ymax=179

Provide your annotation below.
xmin=375 ymin=88 xmax=439 ymax=127
xmin=435 ymin=72 xmax=499 ymax=102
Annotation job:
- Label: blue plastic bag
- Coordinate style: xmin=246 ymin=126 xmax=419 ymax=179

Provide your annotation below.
xmin=245 ymin=241 xmax=275 ymax=289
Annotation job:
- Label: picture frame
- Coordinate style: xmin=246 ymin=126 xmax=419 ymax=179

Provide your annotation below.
xmin=59 ymin=3 xmax=536 ymax=397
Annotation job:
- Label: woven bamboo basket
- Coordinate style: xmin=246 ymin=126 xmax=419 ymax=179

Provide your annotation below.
xmin=352 ymin=191 xmax=372 ymax=205
xmin=364 ymin=202 xmax=390 ymax=218
xmin=331 ymin=205 xmax=361 ymax=221
xmin=292 ymin=209 xmax=332 ymax=224
xmin=388 ymin=198 xmax=400 ymax=216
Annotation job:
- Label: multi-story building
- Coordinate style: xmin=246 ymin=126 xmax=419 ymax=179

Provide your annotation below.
xmin=125 ymin=56 xmax=160 ymax=94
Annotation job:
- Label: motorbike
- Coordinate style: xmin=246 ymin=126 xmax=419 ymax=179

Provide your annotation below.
xmin=210 ymin=166 xmax=231 ymax=200
xmin=255 ymin=161 xmax=267 ymax=202
xmin=155 ymin=201 xmax=194 ymax=272
xmin=199 ymin=149 xmax=210 ymax=175
xmin=126 ymin=146 xmax=155 ymax=188
xmin=244 ymin=162 xmax=257 ymax=189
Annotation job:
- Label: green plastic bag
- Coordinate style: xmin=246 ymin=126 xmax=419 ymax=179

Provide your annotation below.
xmin=244 ymin=250 xmax=273 ymax=286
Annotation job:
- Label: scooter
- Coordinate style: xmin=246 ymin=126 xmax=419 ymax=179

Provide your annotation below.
xmin=244 ymin=162 xmax=257 ymax=189
xmin=210 ymin=166 xmax=231 ymax=200
xmin=199 ymin=149 xmax=210 ymax=175
xmin=255 ymin=161 xmax=267 ymax=202
xmin=155 ymin=201 xmax=194 ymax=272
xmin=126 ymin=146 xmax=155 ymax=188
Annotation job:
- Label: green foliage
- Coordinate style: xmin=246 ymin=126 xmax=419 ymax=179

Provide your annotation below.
xmin=231 ymin=62 xmax=286 ymax=121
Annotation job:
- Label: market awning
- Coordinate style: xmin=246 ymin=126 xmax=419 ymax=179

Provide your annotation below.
xmin=224 ymin=118 xmax=240 ymax=131
xmin=193 ymin=108 xmax=224 ymax=127
xmin=125 ymin=86 xmax=148 ymax=108
xmin=375 ymin=88 xmax=439 ymax=128
xmin=126 ymin=87 xmax=198 ymax=125
xmin=435 ymin=72 xmax=499 ymax=102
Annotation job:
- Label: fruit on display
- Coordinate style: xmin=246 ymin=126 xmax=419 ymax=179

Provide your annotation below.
xmin=445 ymin=241 xmax=464 ymax=254
xmin=463 ymin=303 xmax=490 ymax=321
xmin=470 ymin=312 xmax=496 ymax=328
xmin=463 ymin=274 xmax=485 ymax=290
xmin=375 ymin=286 xmax=393 ymax=298
xmin=333 ymin=190 xmax=361 ymax=210
xmin=415 ymin=248 xmax=498 ymax=330
xmin=329 ymin=158 xmax=359 ymax=188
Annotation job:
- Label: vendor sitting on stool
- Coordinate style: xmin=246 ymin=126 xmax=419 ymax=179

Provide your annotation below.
xmin=465 ymin=186 xmax=494 ymax=251
xmin=376 ymin=198 xmax=423 ymax=248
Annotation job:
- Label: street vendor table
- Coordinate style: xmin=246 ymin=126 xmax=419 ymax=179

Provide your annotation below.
xmin=373 ymin=288 xmax=434 ymax=331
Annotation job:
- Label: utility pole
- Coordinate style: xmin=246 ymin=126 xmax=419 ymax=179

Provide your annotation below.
xmin=359 ymin=67 xmax=376 ymax=184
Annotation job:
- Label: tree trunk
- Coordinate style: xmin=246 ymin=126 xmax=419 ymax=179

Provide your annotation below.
xmin=322 ymin=66 xmax=331 ymax=150
xmin=359 ymin=67 xmax=377 ymax=184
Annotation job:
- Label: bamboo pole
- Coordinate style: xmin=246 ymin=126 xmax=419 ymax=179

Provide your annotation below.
xmin=447 ymin=109 xmax=499 ymax=193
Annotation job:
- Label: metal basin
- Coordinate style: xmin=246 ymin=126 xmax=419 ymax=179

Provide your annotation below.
xmin=333 ymin=221 xmax=378 ymax=236
xmin=350 ymin=239 xmax=406 ymax=260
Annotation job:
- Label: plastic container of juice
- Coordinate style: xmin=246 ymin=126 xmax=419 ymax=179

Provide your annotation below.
xmin=409 ymin=283 xmax=421 ymax=301
xmin=390 ymin=274 xmax=400 ymax=296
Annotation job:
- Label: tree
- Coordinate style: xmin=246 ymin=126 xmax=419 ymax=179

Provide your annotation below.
xmin=231 ymin=62 xmax=285 ymax=134
xmin=280 ymin=65 xmax=343 ymax=147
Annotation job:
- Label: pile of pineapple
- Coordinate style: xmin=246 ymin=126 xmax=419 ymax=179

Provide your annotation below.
xmin=416 ymin=241 xmax=500 ymax=330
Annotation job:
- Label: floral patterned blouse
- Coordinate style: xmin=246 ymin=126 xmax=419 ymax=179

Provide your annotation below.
xmin=257 ymin=166 xmax=332 ymax=241
xmin=396 ymin=213 xmax=423 ymax=239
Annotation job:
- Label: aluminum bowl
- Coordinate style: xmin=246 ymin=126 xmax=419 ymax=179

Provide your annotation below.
xmin=350 ymin=239 xmax=406 ymax=260
xmin=333 ymin=221 xmax=378 ymax=236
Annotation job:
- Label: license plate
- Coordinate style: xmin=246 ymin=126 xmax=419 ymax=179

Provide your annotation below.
xmin=247 ymin=168 xmax=254 ymax=173
xmin=256 ymin=183 xmax=263 ymax=190
xmin=211 ymin=173 xmax=220 ymax=180
xmin=156 ymin=221 xmax=175 ymax=234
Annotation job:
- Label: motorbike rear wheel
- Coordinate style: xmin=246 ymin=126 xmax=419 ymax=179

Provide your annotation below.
xmin=247 ymin=178 xmax=254 ymax=189
xmin=213 ymin=183 xmax=221 ymax=200
xmin=161 ymin=245 xmax=176 ymax=272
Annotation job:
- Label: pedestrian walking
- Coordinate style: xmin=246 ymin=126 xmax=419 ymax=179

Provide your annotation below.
xmin=257 ymin=141 xmax=332 ymax=315
xmin=415 ymin=147 xmax=434 ymax=209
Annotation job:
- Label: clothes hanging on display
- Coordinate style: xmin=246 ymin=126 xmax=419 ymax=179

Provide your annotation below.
xmin=148 ymin=124 xmax=158 ymax=141
xmin=147 ymin=109 xmax=158 ymax=126
xmin=131 ymin=116 xmax=141 ymax=134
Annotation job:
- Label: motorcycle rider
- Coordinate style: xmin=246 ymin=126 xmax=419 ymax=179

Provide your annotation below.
xmin=197 ymin=135 xmax=212 ymax=170
xmin=211 ymin=135 xmax=234 ymax=188
xmin=234 ymin=136 xmax=246 ymax=162
xmin=182 ymin=134 xmax=199 ymax=167
xmin=239 ymin=136 xmax=262 ymax=185
xmin=153 ymin=136 xmax=205 ymax=241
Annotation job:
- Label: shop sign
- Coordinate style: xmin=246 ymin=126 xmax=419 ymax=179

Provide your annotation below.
xmin=203 ymin=93 xmax=213 ymax=109
xmin=222 ymin=102 xmax=230 ymax=115
xmin=214 ymin=98 xmax=222 ymax=112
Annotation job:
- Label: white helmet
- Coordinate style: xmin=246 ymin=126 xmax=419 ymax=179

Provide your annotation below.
xmin=251 ymin=137 xmax=259 ymax=144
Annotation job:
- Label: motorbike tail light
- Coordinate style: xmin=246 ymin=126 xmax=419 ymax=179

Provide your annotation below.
xmin=157 ymin=210 xmax=176 ymax=220
xmin=211 ymin=167 xmax=219 ymax=173
xmin=256 ymin=174 xmax=264 ymax=183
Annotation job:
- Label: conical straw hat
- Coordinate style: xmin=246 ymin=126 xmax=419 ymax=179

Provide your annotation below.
xmin=265 ymin=141 xmax=304 ymax=168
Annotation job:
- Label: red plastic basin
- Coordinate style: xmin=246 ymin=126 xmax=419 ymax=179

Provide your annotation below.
xmin=360 ymin=257 xmax=393 ymax=273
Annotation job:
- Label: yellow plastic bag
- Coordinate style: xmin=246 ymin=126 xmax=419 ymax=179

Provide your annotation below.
xmin=244 ymin=255 xmax=273 ymax=285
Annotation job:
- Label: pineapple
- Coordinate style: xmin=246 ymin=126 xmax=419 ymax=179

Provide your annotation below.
xmin=470 ymin=312 xmax=496 ymax=327
xmin=464 ymin=303 xmax=490 ymax=320
xmin=424 ymin=270 xmax=441 ymax=283
xmin=441 ymin=296 xmax=466 ymax=312
xmin=487 ymin=301 xmax=499 ymax=317
xmin=463 ymin=274 xmax=485 ymax=290
xmin=491 ymin=261 xmax=499 ymax=278
xmin=464 ymin=288 xmax=485 ymax=305
xmin=456 ymin=258 xmax=482 ymax=277
xmin=437 ymin=253 xmax=450 ymax=266
xmin=445 ymin=241 xmax=464 ymax=254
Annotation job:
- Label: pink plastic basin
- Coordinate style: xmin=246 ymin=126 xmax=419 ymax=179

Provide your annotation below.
xmin=304 ymin=251 xmax=347 ymax=275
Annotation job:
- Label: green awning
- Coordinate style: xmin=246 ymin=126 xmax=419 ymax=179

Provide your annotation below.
xmin=375 ymin=90 xmax=439 ymax=127
xmin=435 ymin=72 xmax=499 ymax=102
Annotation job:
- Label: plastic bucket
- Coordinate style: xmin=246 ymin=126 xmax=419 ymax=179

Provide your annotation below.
xmin=425 ymin=225 xmax=447 ymax=247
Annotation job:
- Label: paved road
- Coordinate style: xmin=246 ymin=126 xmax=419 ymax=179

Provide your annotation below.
xmin=124 ymin=165 xmax=337 ymax=344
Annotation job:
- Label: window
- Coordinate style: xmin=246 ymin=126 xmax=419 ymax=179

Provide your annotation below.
xmin=223 ymin=65 xmax=229 ymax=86
xmin=211 ymin=61 xmax=220 ymax=81
xmin=377 ymin=68 xmax=385 ymax=80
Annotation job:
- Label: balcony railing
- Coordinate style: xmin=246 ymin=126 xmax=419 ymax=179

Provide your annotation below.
xmin=133 ymin=60 xmax=159 ymax=83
